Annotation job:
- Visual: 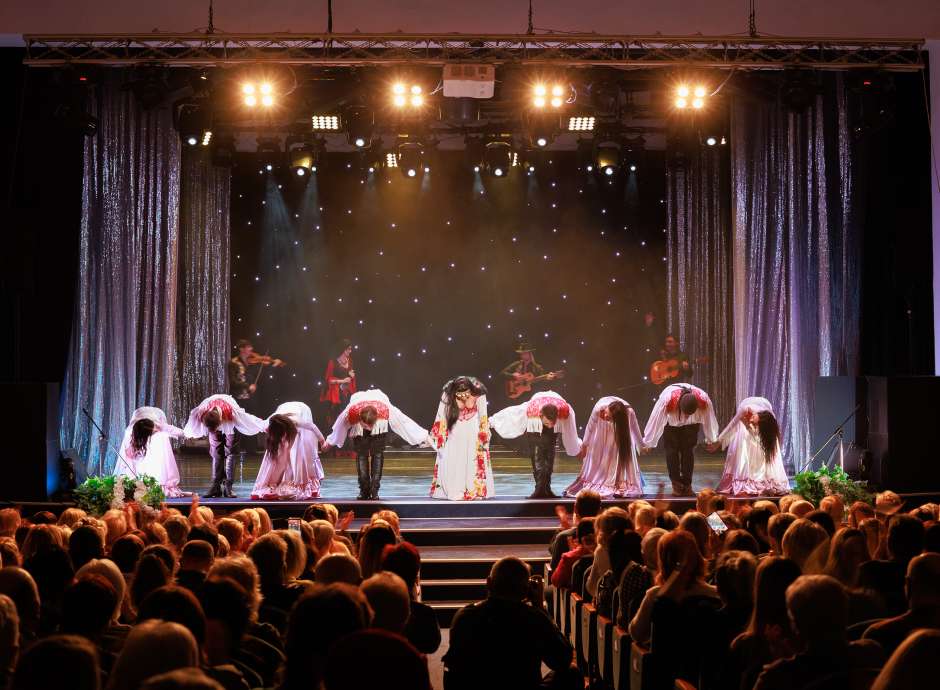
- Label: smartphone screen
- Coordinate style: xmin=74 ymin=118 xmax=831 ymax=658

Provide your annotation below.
xmin=706 ymin=511 xmax=728 ymax=534
xmin=288 ymin=517 xmax=302 ymax=533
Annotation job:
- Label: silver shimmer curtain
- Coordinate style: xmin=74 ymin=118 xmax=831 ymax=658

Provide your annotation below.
xmin=666 ymin=147 xmax=736 ymax=425
xmin=731 ymin=75 xmax=860 ymax=471
xmin=175 ymin=148 xmax=231 ymax=424
xmin=60 ymin=76 xmax=231 ymax=475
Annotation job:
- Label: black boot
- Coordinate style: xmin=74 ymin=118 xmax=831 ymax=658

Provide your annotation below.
xmin=541 ymin=445 xmax=558 ymax=498
xmin=356 ymin=452 xmax=371 ymax=500
xmin=528 ymin=446 xmax=547 ymax=499
xmin=370 ymin=451 xmax=385 ymax=500
xmin=222 ymin=453 xmax=237 ymax=498
xmin=203 ymin=438 xmax=224 ymax=498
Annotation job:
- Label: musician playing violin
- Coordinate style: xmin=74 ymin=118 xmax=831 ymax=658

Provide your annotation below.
xmin=229 ymin=339 xmax=285 ymax=407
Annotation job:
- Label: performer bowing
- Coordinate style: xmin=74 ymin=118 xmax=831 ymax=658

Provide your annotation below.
xmin=643 ymin=384 xmax=719 ymax=496
xmin=713 ymin=397 xmax=789 ymax=496
xmin=322 ymin=389 xmax=428 ymax=500
xmin=564 ymin=396 xmax=645 ymax=498
xmin=184 ymin=394 xmax=266 ymax=498
xmin=117 ymin=407 xmax=187 ymax=497
xmin=490 ymin=390 xmax=581 ymax=499
xmin=251 ymin=401 xmax=325 ymax=501
xmin=428 ymin=377 xmax=494 ymax=501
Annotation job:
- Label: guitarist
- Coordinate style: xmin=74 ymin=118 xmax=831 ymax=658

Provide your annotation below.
xmin=658 ymin=334 xmax=693 ymax=385
xmin=501 ymin=341 xmax=560 ymax=399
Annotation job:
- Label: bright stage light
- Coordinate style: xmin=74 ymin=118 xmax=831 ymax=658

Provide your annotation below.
xmin=551 ymin=85 xmax=564 ymax=97
xmin=534 ymin=84 xmax=547 ymax=97
xmin=296 ymin=168 xmax=306 ymax=176
xmin=245 ymin=95 xmax=257 ymax=107
xmin=344 ymin=105 xmax=374 ymax=148
xmin=393 ymin=82 xmax=425 ymax=109
xmin=242 ymin=83 xmax=255 ymax=95
xmin=536 ymin=137 xmax=548 ymax=147
xmin=550 ymin=97 xmax=563 ymax=108
xmin=594 ymin=141 xmax=622 ymax=177
xmin=393 ymin=94 xmax=407 ymax=107
xmin=692 ymin=97 xmax=704 ymax=109
xmin=260 ymin=83 xmax=272 ymax=95
xmin=266 ymin=164 xmax=273 ymax=171
xmin=243 ymin=80 xmax=276 ymax=108
xmin=532 ymin=83 xmax=565 ymax=109
xmin=386 ymin=152 xmax=398 ymax=168
xmin=354 ymin=137 xmax=366 ymax=147
xmin=410 ymin=94 xmax=424 ymax=107
xmin=568 ymin=116 xmax=595 ymax=132
xmin=411 ymin=85 xmax=422 ymax=95
xmin=397 ymin=142 xmax=426 ymax=179
xmin=311 ymin=115 xmax=341 ymax=131
xmin=604 ymin=167 xmax=614 ymax=176
xmin=186 ymin=135 xmax=198 ymax=146
xmin=483 ymin=140 xmax=513 ymax=178
xmin=629 ymin=164 xmax=637 ymax=172
xmin=393 ymin=83 xmax=406 ymax=94
xmin=407 ymin=168 xmax=417 ymax=177
xmin=675 ymin=97 xmax=687 ymax=109
xmin=261 ymin=94 xmax=274 ymax=107
xmin=494 ymin=168 xmax=504 ymax=177
xmin=705 ymin=136 xmax=717 ymax=146
xmin=677 ymin=85 xmax=689 ymax=98
xmin=694 ymin=85 xmax=706 ymax=98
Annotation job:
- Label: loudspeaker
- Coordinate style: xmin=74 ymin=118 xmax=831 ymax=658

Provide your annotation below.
xmin=0 ymin=383 xmax=61 ymax=502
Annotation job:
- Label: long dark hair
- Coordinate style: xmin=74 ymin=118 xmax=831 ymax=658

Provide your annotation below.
xmin=442 ymin=376 xmax=487 ymax=431
xmin=266 ymin=414 xmax=298 ymax=455
xmin=607 ymin=401 xmax=632 ymax=476
xmin=131 ymin=419 xmax=155 ymax=456
xmin=756 ymin=411 xmax=780 ymax=464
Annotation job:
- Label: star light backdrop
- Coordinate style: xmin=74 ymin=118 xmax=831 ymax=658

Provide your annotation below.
xmin=230 ymin=151 xmax=669 ymax=432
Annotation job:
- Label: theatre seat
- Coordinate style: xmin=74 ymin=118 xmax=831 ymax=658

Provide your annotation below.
xmin=611 ymin=626 xmax=630 ymax=690
xmin=597 ymin=615 xmax=613 ymax=686
xmin=674 ymin=680 xmax=696 ymax=690
xmin=579 ymin=601 xmax=597 ymax=675
xmin=629 ymin=641 xmax=651 ymax=690
xmin=568 ymin=592 xmax=583 ymax=656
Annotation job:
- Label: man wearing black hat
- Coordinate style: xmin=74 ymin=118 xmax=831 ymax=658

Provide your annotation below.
xmin=500 ymin=341 xmax=561 ymax=401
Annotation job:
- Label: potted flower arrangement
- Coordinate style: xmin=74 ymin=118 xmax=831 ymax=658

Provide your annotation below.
xmin=793 ymin=466 xmax=873 ymax=508
xmin=74 ymin=474 xmax=166 ymax=516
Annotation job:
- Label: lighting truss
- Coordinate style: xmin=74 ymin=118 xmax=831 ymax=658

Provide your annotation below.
xmin=22 ymin=33 xmax=925 ymax=70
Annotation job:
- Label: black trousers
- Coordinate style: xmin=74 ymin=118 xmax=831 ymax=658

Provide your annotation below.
xmin=353 ymin=431 xmax=387 ymax=498
xmin=527 ymin=430 xmax=557 ymax=497
xmin=662 ymin=424 xmax=700 ymax=487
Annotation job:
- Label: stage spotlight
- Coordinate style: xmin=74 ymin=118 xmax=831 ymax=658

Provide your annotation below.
xmin=311 ymin=115 xmax=341 ymax=131
xmin=675 ymin=83 xmax=708 ymax=110
xmin=257 ymin=136 xmax=281 ymax=172
xmin=210 ymin=134 xmax=236 ymax=167
xmin=594 ymin=141 xmax=622 ymax=177
xmin=344 ymin=105 xmax=374 ymax=148
xmin=532 ymin=82 xmax=566 ymax=109
xmin=386 ymin=152 xmax=398 ymax=168
xmin=567 ymin=116 xmax=596 ymax=132
xmin=392 ymin=81 xmax=426 ymax=109
xmin=396 ymin=142 xmax=425 ymax=179
xmin=483 ymin=140 xmax=513 ymax=178
xmin=289 ymin=147 xmax=320 ymax=176
xmin=629 ymin=164 xmax=637 ymax=172
xmin=125 ymin=70 xmax=169 ymax=110
xmin=177 ymin=105 xmax=212 ymax=148
xmin=243 ymin=79 xmax=276 ymax=108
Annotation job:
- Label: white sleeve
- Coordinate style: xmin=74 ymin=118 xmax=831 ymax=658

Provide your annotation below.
xmin=489 ymin=402 xmax=527 ymax=440
xmin=183 ymin=406 xmax=207 ymax=438
xmin=388 ymin=405 xmax=429 ymax=446
xmin=427 ymin=399 xmax=448 ymax=450
xmin=158 ymin=423 xmax=186 ymax=440
xmin=233 ymin=408 xmax=267 ymax=436
xmin=643 ymin=394 xmax=669 ymax=447
xmin=717 ymin=404 xmax=747 ymax=449
xmin=579 ymin=407 xmax=600 ymax=454
xmin=558 ymin=408 xmax=582 ymax=456
xmin=701 ymin=394 xmax=720 ymax=443
xmin=628 ymin=407 xmax=646 ymax=451
xmin=326 ymin=405 xmax=352 ymax=447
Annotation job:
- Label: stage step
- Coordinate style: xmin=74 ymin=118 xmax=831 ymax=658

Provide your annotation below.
xmin=428 ymin=601 xmax=473 ymax=627
xmin=418 ymin=544 xmax=549 ymax=580
xmin=421 ymin=579 xmax=488 ymax=601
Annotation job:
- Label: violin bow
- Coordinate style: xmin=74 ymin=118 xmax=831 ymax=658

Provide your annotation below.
xmin=252 ymin=351 xmax=271 ymax=388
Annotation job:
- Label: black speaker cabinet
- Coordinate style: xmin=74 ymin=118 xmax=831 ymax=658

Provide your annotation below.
xmin=0 ymin=383 xmax=61 ymax=502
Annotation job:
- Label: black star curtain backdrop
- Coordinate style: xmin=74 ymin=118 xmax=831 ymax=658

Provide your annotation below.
xmin=230 ymin=152 xmax=668 ymax=430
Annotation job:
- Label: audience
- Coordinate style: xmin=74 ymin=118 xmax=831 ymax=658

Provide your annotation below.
xmin=3 ymin=484 xmax=940 ymax=690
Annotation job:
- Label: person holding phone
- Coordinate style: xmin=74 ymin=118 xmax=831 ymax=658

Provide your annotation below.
xmin=644 ymin=383 xmax=720 ymax=496
xmin=710 ymin=397 xmax=790 ymax=496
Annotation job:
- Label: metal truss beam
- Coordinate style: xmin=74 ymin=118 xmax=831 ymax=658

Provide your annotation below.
xmin=22 ymin=33 xmax=926 ymax=70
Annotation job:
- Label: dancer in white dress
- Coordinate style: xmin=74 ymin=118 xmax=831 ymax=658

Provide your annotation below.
xmin=565 ymin=396 xmax=645 ymax=498
xmin=428 ymin=377 xmax=494 ymax=501
xmin=184 ymin=394 xmax=266 ymax=498
xmin=251 ymin=401 xmax=325 ymax=500
xmin=117 ymin=407 xmax=186 ymax=497
xmin=322 ymin=389 xmax=428 ymax=500
xmin=714 ymin=397 xmax=790 ymax=496
xmin=490 ymin=391 xmax=581 ymax=499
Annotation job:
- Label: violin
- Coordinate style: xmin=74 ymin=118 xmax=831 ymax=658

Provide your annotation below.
xmin=245 ymin=353 xmax=286 ymax=368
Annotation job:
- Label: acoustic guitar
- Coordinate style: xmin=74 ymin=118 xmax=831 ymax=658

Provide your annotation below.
xmin=505 ymin=371 xmax=566 ymax=399
xmin=649 ymin=356 xmax=708 ymax=386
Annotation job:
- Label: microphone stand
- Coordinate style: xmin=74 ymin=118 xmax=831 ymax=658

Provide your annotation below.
xmin=80 ymin=406 xmax=139 ymax=479
xmin=798 ymin=404 xmax=862 ymax=475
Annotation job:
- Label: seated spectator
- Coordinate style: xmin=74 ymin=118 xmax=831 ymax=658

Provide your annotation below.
xmin=870 ymin=628 xmax=940 ymax=690
xmin=550 ymin=517 xmax=595 ymax=589
xmin=875 ymin=490 xmax=904 ymax=516
xmin=0 ymin=568 xmax=40 ymax=647
xmin=177 ymin=540 xmax=214 ymax=598
xmin=859 ymin=516 xmax=885 ymax=559
xmin=163 ymin=515 xmax=191 ymax=554
xmin=819 ymin=495 xmax=845 ymax=527
xmin=0 ymin=537 xmax=19 ymax=568
xmin=142 ymin=544 xmax=176 ymax=575
xmin=70 ymin=525 xmax=105 ymax=571
xmin=752 ymin=499 xmax=779 ymax=515
xmin=713 ymin=550 xmax=757 ymax=640
xmin=657 ymin=510 xmax=680 ymax=531
xmin=279 ymin=584 xmax=372 ymax=690
xmin=324 ymin=630 xmax=431 ymax=690
xmin=273 ymin=529 xmax=308 ymax=584
xmin=805 ymin=509 xmax=836 ymax=537
xmin=859 ymin=514 xmax=925 ymax=616
xmin=201 ymin=577 xmax=262 ymax=689
xmin=444 ymin=556 xmax=577 ymax=690
xmin=314 ymin=553 xmax=363 ymax=586
xmin=586 ymin=508 xmax=632 ymax=599
xmin=109 ymin=534 xmax=145 ymax=576
xmin=695 ymin=488 xmax=717 ymax=515
xmin=781 ymin=518 xmax=829 ymax=573
xmin=722 ymin=529 xmax=760 ymax=556
xmin=744 ymin=504 xmax=774 ymax=553
xmin=11 ymin=634 xmax=100 ymax=690
xmin=863 ymin=552 xmax=940 ymax=655
xmin=136 ymin=586 xmax=207 ymax=654
xmin=925 ymin=522 xmax=940 ymax=554
xmin=634 ymin=506 xmax=656 ymax=536
xmin=357 ymin=523 xmax=397 ymax=579
xmin=678 ymin=511 xmax=711 ymax=560
xmin=628 ymin=530 xmax=720 ymax=646
xmin=616 ymin=527 xmax=665 ymax=627
xmin=549 ymin=489 xmax=602 ymax=569
xmin=722 ymin=557 xmax=801 ymax=690
xmin=778 ymin=494 xmax=800 ymax=514
xmin=789 ymin=499 xmax=815 ymax=518
xmin=140 ymin=668 xmax=225 ymax=690
xmin=848 ymin=500 xmax=876 ymax=528
xmin=76 ymin=559 xmax=130 ymax=649
xmin=107 ymin=620 xmax=200 ymax=690
xmin=824 ymin=527 xmax=884 ymax=624
xmin=595 ymin=528 xmax=642 ymax=620
xmin=248 ymin=533 xmax=304 ymax=624
xmin=0 ymin=509 xmax=21 ymax=539
xmin=381 ymin=541 xmax=441 ymax=654
xmin=753 ymin=575 xmax=885 ymax=690
xmin=361 ymin=572 xmax=411 ymax=634
xmin=61 ymin=576 xmax=120 ymax=674
xmin=0 ymin=594 xmax=17 ymax=689
xmin=766 ymin=512 xmax=797 ymax=556
xmin=370 ymin=510 xmax=402 ymax=539
xmin=130 ymin=554 xmax=171 ymax=614
xmin=215 ymin=519 xmax=245 ymax=554
xmin=187 ymin=525 xmax=220 ymax=555
xmin=22 ymin=540 xmax=73 ymax=636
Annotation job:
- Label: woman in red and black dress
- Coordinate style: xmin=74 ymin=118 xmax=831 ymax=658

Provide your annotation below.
xmin=320 ymin=339 xmax=357 ymax=431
